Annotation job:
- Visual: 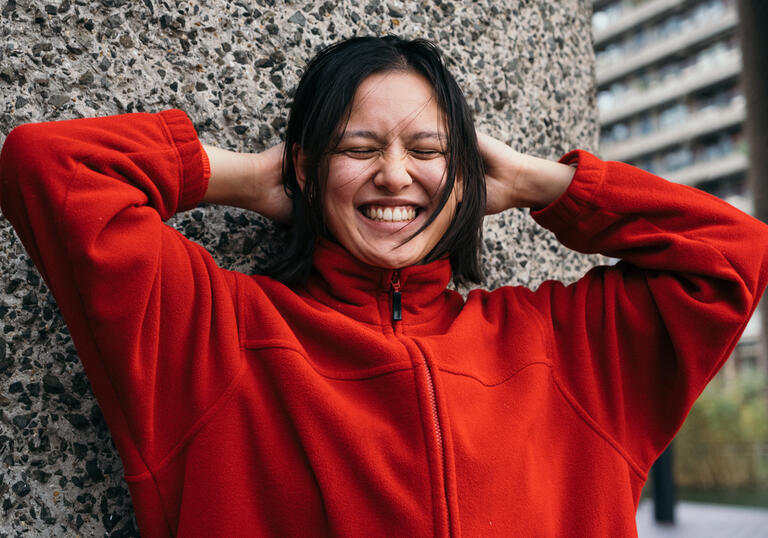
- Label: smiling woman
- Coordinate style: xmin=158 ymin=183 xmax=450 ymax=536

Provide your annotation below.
xmin=315 ymin=71 xmax=460 ymax=270
xmin=274 ymin=36 xmax=488 ymax=284
xmin=2 ymin=34 xmax=768 ymax=537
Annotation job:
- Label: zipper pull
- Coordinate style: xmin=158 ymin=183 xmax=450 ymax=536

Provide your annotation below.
xmin=391 ymin=271 xmax=402 ymax=322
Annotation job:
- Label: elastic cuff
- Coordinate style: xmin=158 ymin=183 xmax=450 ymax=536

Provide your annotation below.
xmin=158 ymin=109 xmax=210 ymax=212
xmin=531 ymin=149 xmax=607 ymax=232
xmin=200 ymin=144 xmax=211 ymax=183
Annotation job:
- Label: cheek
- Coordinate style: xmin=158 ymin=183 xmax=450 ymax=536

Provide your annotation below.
xmin=413 ymin=160 xmax=450 ymax=199
xmin=325 ymin=159 xmax=372 ymax=198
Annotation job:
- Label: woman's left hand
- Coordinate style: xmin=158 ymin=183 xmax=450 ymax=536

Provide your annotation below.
xmin=477 ymin=132 xmax=575 ymax=213
xmin=477 ymin=132 xmax=527 ymax=214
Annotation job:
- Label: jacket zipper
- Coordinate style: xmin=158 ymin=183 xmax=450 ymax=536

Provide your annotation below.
xmin=420 ymin=348 xmax=451 ymax=536
xmin=389 ymin=274 xmax=450 ymax=534
xmin=390 ymin=270 xmax=402 ymax=321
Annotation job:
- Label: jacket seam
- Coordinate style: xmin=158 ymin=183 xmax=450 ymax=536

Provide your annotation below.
xmin=439 ymin=361 xmax=552 ymax=387
xmin=136 ymin=256 xmax=249 ymax=476
xmin=125 ymin=355 xmax=249 ymax=479
xmin=517 ymin=288 xmax=647 ymax=480
xmin=439 ymin=361 xmax=646 ymax=479
xmin=60 ymin=161 xmax=174 ymax=534
xmin=242 ymin=340 xmax=415 ymax=381
xmin=550 ymin=369 xmax=647 ymax=480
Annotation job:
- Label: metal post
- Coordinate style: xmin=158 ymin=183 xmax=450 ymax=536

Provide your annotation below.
xmin=652 ymin=443 xmax=676 ymax=523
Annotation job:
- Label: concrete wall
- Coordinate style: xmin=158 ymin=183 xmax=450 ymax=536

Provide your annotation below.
xmin=0 ymin=1 xmax=598 ymax=534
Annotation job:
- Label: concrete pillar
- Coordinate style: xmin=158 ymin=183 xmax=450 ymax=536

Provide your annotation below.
xmin=0 ymin=1 xmax=598 ymax=534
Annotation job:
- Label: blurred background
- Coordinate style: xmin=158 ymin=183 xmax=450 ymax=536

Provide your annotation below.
xmin=591 ymin=0 xmax=768 ymax=514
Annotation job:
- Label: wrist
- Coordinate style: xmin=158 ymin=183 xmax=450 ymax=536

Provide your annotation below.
xmin=515 ymin=154 xmax=575 ymax=210
xmin=201 ymin=144 xmax=260 ymax=210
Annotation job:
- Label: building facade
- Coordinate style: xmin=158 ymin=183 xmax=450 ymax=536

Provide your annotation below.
xmin=592 ymin=0 xmax=764 ymax=375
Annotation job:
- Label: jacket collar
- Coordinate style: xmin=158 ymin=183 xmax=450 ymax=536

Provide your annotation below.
xmin=303 ymin=238 xmax=455 ymax=327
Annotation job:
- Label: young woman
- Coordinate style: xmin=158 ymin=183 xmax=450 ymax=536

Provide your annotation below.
xmin=2 ymin=36 xmax=767 ymax=537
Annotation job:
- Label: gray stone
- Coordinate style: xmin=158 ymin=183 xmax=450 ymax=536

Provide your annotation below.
xmin=387 ymin=3 xmax=405 ymax=17
xmin=233 ymin=50 xmax=249 ymax=64
xmin=42 ymin=374 xmax=65 ymax=394
xmin=11 ymin=480 xmax=31 ymax=497
xmin=49 ymin=94 xmax=70 ymax=108
xmin=78 ymin=71 xmax=94 ymax=85
xmin=1 ymin=67 xmax=17 ymax=83
xmin=287 ymin=10 xmax=306 ymax=25
xmin=31 ymin=42 xmax=53 ymax=55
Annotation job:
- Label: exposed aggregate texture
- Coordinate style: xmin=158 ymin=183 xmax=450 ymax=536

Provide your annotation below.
xmin=0 ymin=0 xmax=598 ymax=535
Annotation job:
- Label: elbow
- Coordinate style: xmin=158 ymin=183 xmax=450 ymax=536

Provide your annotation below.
xmin=0 ymin=122 xmax=75 ymax=222
xmin=1 ymin=124 xmax=48 ymax=191
xmin=1 ymin=123 xmax=55 ymax=175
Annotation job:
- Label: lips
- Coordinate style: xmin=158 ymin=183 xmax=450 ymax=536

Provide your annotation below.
xmin=361 ymin=205 xmax=419 ymax=222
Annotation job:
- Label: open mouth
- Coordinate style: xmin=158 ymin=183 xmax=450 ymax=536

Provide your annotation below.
xmin=360 ymin=205 xmax=420 ymax=223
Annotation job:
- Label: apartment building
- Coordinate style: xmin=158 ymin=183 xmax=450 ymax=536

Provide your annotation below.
xmin=592 ymin=0 xmax=764 ymax=375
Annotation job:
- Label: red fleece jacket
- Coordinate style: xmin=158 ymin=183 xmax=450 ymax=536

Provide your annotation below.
xmin=2 ymin=109 xmax=767 ymax=537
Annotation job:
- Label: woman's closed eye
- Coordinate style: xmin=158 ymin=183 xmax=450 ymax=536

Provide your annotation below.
xmin=343 ymin=148 xmax=379 ymax=158
xmin=339 ymin=147 xmax=445 ymax=160
xmin=409 ymin=149 xmax=443 ymax=159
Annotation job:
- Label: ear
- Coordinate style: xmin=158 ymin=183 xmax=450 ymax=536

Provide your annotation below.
xmin=292 ymin=144 xmax=307 ymax=191
xmin=454 ymin=175 xmax=464 ymax=204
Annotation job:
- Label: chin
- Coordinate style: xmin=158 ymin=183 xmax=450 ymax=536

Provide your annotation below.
xmin=358 ymin=248 xmax=420 ymax=270
xmin=347 ymin=247 xmax=416 ymax=269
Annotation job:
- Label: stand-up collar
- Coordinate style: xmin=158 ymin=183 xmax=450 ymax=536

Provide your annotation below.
xmin=304 ymin=239 xmax=455 ymax=328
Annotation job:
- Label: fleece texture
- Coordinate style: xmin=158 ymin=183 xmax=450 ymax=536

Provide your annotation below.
xmin=2 ymin=109 xmax=767 ymax=537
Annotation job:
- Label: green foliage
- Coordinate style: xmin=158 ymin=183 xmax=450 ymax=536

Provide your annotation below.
xmin=675 ymin=367 xmax=768 ymax=488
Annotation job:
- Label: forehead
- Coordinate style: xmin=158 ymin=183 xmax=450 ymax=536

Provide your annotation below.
xmin=343 ymin=70 xmax=446 ymax=137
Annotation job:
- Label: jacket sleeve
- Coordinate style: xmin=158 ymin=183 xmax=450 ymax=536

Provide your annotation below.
xmin=0 ymin=109 xmax=243 ymax=475
xmin=523 ymin=149 xmax=768 ymax=472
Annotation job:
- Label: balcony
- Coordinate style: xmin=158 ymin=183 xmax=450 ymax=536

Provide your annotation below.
xmin=596 ymin=6 xmax=738 ymax=86
xmin=663 ymin=150 xmax=748 ymax=185
xmin=593 ymin=0 xmax=688 ymax=46
xmin=599 ymin=48 xmax=741 ymax=125
xmin=600 ymin=98 xmax=745 ymax=162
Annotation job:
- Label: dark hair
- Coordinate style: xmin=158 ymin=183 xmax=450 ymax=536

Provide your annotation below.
xmin=267 ymin=35 xmax=486 ymax=285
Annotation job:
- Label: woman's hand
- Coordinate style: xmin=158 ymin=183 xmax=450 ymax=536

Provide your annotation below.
xmin=477 ymin=132 xmax=575 ymax=213
xmin=201 ymin=142 xmax=292 ymax=223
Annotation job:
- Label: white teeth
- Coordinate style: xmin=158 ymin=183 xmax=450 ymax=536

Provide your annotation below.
xmin=363 ymin=205 xmax=418 ymax=222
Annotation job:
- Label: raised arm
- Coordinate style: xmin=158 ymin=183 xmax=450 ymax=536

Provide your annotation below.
xmin=0 ymin=110 xmax=246 ymax=476
xmin=519 ymin=148 xmax=768 ymax=472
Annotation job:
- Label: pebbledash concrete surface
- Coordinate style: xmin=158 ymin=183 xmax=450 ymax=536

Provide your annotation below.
xmin=0 ymin=1 xmax=598 ymax=535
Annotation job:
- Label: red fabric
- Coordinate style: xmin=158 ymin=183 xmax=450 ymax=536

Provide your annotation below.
xmin=2 ymin=109 xmax=767 ymax=537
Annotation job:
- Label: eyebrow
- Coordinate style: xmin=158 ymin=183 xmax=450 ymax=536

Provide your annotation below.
xmin=341 ymin=130 xmax=447 ymax=142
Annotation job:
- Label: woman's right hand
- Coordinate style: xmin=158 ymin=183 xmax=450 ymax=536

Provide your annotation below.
xmin=202 ymin=142 xmax=292 ymax=223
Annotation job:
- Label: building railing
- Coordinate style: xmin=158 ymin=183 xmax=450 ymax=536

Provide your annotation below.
xmin=599 ymin=48 xmax=741 ymax=126
xmin=600 ymin=98 xmax=745 ymax=162
xmin=593 ymin=0 xmax=689 ymax=46
xmin=663 ymin=150 xmax=748 ymax=186
xmin=596 ymin=6 xmax=738 ymax=86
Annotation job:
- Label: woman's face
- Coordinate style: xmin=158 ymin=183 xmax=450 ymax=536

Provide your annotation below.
xmin=316 ymin=70 xmax=460 ymax=269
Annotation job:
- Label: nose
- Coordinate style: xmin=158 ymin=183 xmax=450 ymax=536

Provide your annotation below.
xmin=373 ymin=153 xmax=412 ymax=193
